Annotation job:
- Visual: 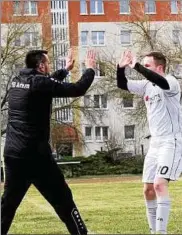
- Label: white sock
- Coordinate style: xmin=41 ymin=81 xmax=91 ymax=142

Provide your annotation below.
xmin=156 ymin=196 xmax=171 ymax=234
xmin=145 ymin=199 xmax=157 ymax=234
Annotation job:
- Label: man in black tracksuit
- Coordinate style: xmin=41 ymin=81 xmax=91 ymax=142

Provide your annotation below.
xmin=1 ymin=49 xmax=96 ymax=235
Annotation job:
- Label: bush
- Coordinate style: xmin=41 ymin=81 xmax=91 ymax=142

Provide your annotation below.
xmin=57 ymin=151 xmax=144 ymax=178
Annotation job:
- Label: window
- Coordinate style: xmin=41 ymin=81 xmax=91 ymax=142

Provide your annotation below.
xmin=124 ymin=125 xmax=135 ymax=139
xmin=145 ymin=0 xmax=156 ymax=13
xmin=100 ymin=94 xmax=107 ymax=108
xmin=57 ymin=59 xmax=67 ymax=71
xmin=149 ymin=30 xmax=157 ymax=42
xmin=94 ymin=95 xmax=100 ymax=108
xmin=52 ymin=28 xmax=68 ymax=42
xmin=80 ymin=0 xmax=87 ymax=14
xmin=55 ymin=108 xmax=73 ymax=122
xmin=13 ymin=1 xmax=21 ymax=15
xmin=174 ymin=64 xmax=182 ymax=78
xmin=94 ymin=94 xmax=107 ymax=108
xmin=24 ymin=1 xmax=37 ymax=15
xmin=95 ymin=62 xmax=105 ymax=77
xmin=171 ymin=0 xmax=178 ymax=13
xmin=14 ymin=63 xmax=22 ymax=74
xmin=52 ymin=12 xmax=67 ymax=25
xmin=95 ymin=126 xmax=109 ymax=141
xmin=84 ymin=95 xmax=91 ymax=107
xmin=123 ymin=97 xmax=133 ymax=108
xmin=120 ymin=30 xmax=131 ymax=45
xmin=90 ymin=0 xmax=104 ymax=14
xmin=14 ymin=37 xmax=21 ymax=46
xmin=172 ymin=30 xmax=180 ymax=44
xmin=85 ymin=127 xmax=92 ymax=140
xmin=120 ymin=0 xmax=130 ymax=14
xmin=95 ymin=126 xmax=101 ymax=140
xmin=102 ymin=126 xmax=108 ymax=140
xmin=51 ymin=0 xmax=67 ymax=10
xmin=81 ymin=31 xmax=88 ymax=46
xmin=24 ymin=32 xmax=38 ymax=47
xmin=91 ymin=31 xmax=105 ymax=45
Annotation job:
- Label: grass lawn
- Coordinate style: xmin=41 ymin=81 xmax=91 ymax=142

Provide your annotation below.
xmin=3 ymin=175 xmax=182 ymax=234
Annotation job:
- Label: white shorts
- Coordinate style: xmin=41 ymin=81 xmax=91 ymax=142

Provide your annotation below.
xmin=142 ymin=133 xmax=182 ymax=183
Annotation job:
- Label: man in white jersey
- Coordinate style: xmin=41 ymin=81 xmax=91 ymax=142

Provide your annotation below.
xmin=117 ymin=50 xmax=182 ymax=234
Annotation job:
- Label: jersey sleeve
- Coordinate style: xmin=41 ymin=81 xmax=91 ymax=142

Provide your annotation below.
xmin=127 ymin=80 xmax=149 ymax=96
xmin=164 ymin=75 xmax=180 ymax=95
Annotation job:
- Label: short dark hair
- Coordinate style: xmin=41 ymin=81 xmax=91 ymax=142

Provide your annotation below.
xmin=25 ymin=50 xmax=48 ymax=69
xmin=144 ymin=51 xmax=166 ymax=72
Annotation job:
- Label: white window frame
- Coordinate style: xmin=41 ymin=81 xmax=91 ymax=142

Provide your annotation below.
xmin=145 ymin=0 xmax=156 ymax=14
xmin=95 ymin=126 xmax=109 ymax=142
xmin=171 ymin=0 xmax=178 ymax=14
xmin=94 ymin=94 xmax=108 ymax=109
xmin=24 ymin=32 xmax=38 ymax=47
xmin=102 ymin=126 xmax=109 ymax=141
xmin=124 ymin=125 xmax=135 ymax=140
xmin=174 ymin=64 xmax=182 ymax=78
xmin=172 ymin=29 xmax=180 ymax=45
xmin=80 ymin=0 xmax=87 ymax=15
xmin=14 ymin=37 xmax=21 ymax=47
xmin=81 ymin=31 xmax=89 ymax=46
xmin=123 ymin=97 xmax=134 ymax=109
xmin=84 ymin=95 xmax=91 ymax=108
xmin=120 ymin=0 xmax=130 ymax=14
xmin=120 ymin=30 xmax=131 ymax=45
xmin=91 ymin=31 xmax=105 ymax=46
xmin=24 ymin=1 xmax=38 ymax=16
xmin=95 ymin=62 xmax=105 ymax=77
xmin=90 ymin=0 xmax=104 ymax=15
xmin=13 ymin=1 xmax=21 ymax=15
xmin=85 ymin=126 xmax=93 ymax=141
xmin=55 ymin=107 xmax=73 ymax=123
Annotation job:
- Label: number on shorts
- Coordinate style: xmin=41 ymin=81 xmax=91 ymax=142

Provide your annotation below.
xmin=159 ymin=166 xmax=169 ymax=175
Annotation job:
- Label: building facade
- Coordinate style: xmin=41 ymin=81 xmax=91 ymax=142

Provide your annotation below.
xmin=1 ymin=1 xmax=182 ymax=158
xmin=67 ymin=0 xmax=182 ymax=157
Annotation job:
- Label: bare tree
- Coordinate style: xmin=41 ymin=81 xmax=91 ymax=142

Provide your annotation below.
xmin=1 ymin=15 xmax=51 ymax=136
xmin=94 ymin=6 xmax=182 ymax=126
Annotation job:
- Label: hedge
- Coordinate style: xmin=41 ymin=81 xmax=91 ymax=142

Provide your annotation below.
xmin=56 ymin=151 xmax=144 ymax=178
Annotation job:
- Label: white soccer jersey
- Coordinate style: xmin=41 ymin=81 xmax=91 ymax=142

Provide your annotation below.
xmin=127 ymin=74 xmax=182 ymax=137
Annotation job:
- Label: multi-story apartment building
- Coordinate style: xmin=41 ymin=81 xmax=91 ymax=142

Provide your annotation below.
xmin=67 ymin=0 xmax=182 ymax=157
xmin=1 ymin=1 xmax=182 ymax=159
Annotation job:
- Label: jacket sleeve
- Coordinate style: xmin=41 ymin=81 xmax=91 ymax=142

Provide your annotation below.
xmin=33 ymin=68 xmax=95 ymax=97
xmin=50 ymin=69 xmax=69 ymax=82
xmin=134 ymin=63 xmax=170 ymax=90
xmin=117 ymin=65 xmax=128 ymax=90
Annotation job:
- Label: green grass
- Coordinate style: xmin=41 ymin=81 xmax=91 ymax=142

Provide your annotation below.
xmin=4 ymin=176 xmax=182 ymax=234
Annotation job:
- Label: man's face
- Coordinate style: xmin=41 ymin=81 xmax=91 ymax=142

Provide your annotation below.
xmin=143 ymin=56 xmax=163 ymax=75
xmin=39 ymin=54 xmax=51 ymax=74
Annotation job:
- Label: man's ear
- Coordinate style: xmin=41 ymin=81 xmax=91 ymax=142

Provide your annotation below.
xmin=39 ymin=63 xmax=45 ymax=70
xmin=158 ymin=65 xmax=164 ymax=73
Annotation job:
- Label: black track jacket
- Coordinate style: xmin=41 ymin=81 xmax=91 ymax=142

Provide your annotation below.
xmin=4 ymin=68 xmax=95 ymax=159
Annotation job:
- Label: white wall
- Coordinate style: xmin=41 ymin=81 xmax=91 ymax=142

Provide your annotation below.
xmin=75 ymin=21 xmax=182 ymax=157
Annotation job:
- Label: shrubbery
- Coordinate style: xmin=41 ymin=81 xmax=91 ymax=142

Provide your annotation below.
xmin=57 ymin=151 xmax=144 ymax=178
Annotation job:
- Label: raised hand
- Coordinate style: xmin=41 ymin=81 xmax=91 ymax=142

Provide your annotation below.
xmin=85 ymin=49 xmax=96 ymax=70
xmin=65 ymin=48 xmax=75 ymax=71
xmin=128 ymin=51 xmax=137 ymax=69
xmin=119 ymin=50 xmax=132 ymax=68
